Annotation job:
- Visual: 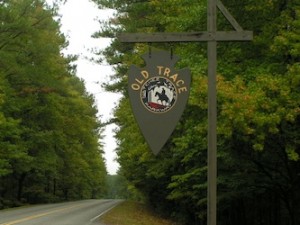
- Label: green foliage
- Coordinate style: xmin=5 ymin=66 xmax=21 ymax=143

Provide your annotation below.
xmin=0 ymin=0 xmax=107 ymax=207
xmin=93 ymin=0 xmax=300 ymax=224
xmin=105 ymin=174 xmax=142 ymax=200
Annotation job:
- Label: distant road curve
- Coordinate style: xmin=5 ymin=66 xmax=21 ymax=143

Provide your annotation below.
xmin=0 ymin=199 xmax=122 ymax=225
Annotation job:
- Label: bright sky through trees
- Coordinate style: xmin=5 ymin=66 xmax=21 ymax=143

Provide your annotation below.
xmin=48 ymin=0 xmax=121 ymax=174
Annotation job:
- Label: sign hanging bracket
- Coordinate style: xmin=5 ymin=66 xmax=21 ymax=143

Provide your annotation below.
xmin=217 ymin=0 xmax=243 ymax=31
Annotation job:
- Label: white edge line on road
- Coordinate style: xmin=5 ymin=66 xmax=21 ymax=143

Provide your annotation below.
xmin=90 ymin=201 xmax=123 ymax=223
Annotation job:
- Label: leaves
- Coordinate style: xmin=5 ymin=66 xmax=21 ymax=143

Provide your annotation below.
xmin=93 ymin=0 xmax=300 ymax=224
xmin=0 ymin=0 xmax=107 ymax=206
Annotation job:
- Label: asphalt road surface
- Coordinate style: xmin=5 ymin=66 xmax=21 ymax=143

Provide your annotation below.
xmin=0 ymin=199 xmax=122 ymax=225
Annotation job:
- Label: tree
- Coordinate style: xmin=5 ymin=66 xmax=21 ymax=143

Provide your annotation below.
xmin=93 ymin=0 xmax=300 ymax=224
xmin=0 ymin=0 xmax=107 ymax=207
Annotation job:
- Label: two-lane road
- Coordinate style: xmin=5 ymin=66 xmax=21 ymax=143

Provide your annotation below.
xmin=0 ymin=199 xmax=122 ymax=225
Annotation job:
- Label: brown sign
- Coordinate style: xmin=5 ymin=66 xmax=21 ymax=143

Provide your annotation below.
xmin=128 ymin=50 xmax=191 ymax=155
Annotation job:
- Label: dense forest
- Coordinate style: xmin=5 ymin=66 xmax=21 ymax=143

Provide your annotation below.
xmin=93 ymin=0 xmax=300 ymax=224
xmin=0 ymin=0 xmax=107 ymax=208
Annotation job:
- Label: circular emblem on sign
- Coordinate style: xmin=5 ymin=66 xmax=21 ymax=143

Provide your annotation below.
xmin=140 ymin=77 xmax=177 ymax=113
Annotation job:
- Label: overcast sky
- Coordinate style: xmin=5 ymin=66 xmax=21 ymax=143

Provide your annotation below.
xmin=48 ymin=0 xmax=121 ymax=174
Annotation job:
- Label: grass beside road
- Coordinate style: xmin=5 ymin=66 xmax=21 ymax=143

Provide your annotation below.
xmin=100 ymin=201 xmax=180 ymax=225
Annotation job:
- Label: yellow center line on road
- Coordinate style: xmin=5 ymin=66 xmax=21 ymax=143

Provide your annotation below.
xmin=0 ymin=204 xmax=83 ymax=225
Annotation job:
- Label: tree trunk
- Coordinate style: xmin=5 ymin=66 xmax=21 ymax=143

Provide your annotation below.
xmin=17 ymin=173 xmax=26 ymax=201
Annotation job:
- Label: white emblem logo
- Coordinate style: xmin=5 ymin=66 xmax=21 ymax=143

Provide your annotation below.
xmin=140 ymin=77 xmax=177 ymax=113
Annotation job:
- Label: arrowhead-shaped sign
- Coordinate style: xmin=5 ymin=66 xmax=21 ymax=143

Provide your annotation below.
xmin=128 ymin=50 xmax=191 ymax=155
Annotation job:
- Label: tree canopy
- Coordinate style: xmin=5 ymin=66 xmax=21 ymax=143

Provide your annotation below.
xmin=93 ymin=0 xmax=300 ymax=224
xmin=0 ymin=0 xmax=107 ymax=207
